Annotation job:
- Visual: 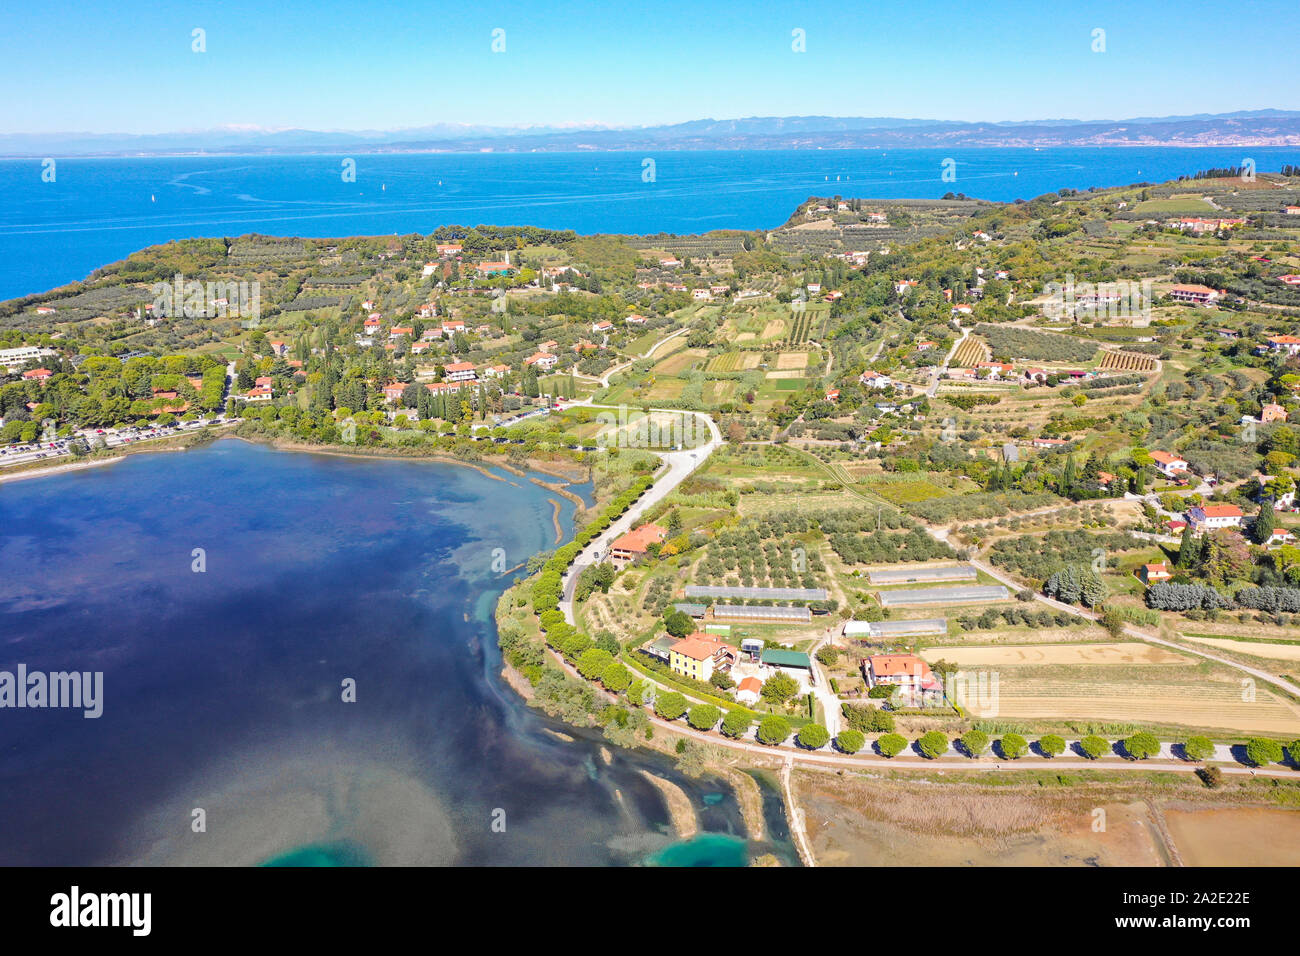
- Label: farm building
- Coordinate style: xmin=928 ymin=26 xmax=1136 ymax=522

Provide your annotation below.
xmin=640 ymin=636 xmax=678 ymax=662
xmin=877 ymin=585 xmax=1009 ymax=608
xmin=684 ymin=585 xmax=828 ymax=602
xmin=844 ymin=618 xmax=948 ymax=640
xmin=867 ymin=564 xmax=976 ymax=586
xmin=672 ymin=603 xmax=708 ymax=619
xmin=760 ymin=649 xmax=812 ymax=671
xmin=712 ymin=604 xmax=812 ymax=624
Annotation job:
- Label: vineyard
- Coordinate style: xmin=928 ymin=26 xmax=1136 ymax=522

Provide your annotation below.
xmin=1098 ymin=349 xmax=1158 ymax=372
xmin=951 ymin=335 xmax=989 ymax=367
xmin=975 ymin=324 xmax=1099 ymax=363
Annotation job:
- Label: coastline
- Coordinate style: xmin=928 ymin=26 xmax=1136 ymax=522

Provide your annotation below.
xmin=0 ymin=455 xmax=124 ymax=485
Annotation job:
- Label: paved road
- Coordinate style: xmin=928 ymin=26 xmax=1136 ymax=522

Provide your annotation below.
xmin=559 ymin=406 xmax=722 ymax=621
xmin=927 ymin=325 xmax=969 ymax=398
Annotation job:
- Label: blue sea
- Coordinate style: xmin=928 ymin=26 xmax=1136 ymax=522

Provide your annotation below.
xmin=0 ymin=439 xmax=780 ymax=866
xmin=2 ymin=147 xmax=1296 ymax=300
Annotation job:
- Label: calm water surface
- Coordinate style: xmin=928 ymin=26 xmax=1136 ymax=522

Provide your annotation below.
xmin=0 ymin=439 xmax=780 ymax=866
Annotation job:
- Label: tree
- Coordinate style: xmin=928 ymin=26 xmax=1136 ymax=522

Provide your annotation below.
xmin=1288 ymin=738 xmax=1300 ymax=767
xmin=1039 ymin=734 xmax=1066 ymax=758
xmin=1079 ymin=735 xmax=1109 ymax=759
xmin=756 ymin=715 xmax=792 ymax=745
xmin=1245 ymin=737 xmax=1284 ymax=767
xmin=1183 ymin=735 xmax=1215 ymax=762
xmin=654 ymin=691 xmax=688 ymax=721
xmin=959 ymin=728 xmax=989 ymax=758
xmin=709 ymin=670 xmax=735 ymax=691
xmin=797 ymin=723 xmax=830 ymax=749
xmin=835 ymin=729 xmax=866 ymax=754
xmin=917 ymin=731 xmax=948 ymax=759
xmin=1123 ymin=731 xmax=1161 ymax=760
xmin=1176 ymin=523 xmax=1197 ymax=569
xmin=877 ymin=733 xmax=908 ymax=757
xmin=576 ymin=648 xmax=612 ymax=680
xmin=687 ymin=704 xmax=721 ymax=731
xmin=761 ymin=671 xmax=799 ymax=705
xmin=999 ymin=733 xmax=1029 ymax=760
xmin=601 ymin=661 xmax=632 ymax=693
xmin=1253 ymin=504 xmax=1276 ymax=545
xmin=720 ymin=710 xmax=751 ymax=738
xmin=663 ymin=609 xmax=693 ymax=638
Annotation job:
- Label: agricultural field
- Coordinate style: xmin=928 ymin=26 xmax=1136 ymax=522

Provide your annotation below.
xmin=978 ymin=675 xmax=1300 ymax=736
xmin=920 ymin=643 xmax=1190 ymax=667
xmin=950 ymin=335 xmax=989 ymax=367
xmin=706 ymin=351 xmax=761 ymax=373
xmin=1098 ymin=349 xmax=1158 ymax=372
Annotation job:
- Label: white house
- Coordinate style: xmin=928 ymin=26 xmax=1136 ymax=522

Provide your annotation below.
xmin=1150 ymin=451 xmax=1189 ymax=478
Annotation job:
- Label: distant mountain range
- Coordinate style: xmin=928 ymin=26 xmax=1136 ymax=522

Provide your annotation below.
xmin=5 ymin=110 xmax=1300 ymax=156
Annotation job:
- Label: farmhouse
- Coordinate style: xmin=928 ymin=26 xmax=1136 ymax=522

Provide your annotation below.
xmin=524 ymin=352 xmax=558 ymax=370
xmin=607 ymin=523 xmax=667 ymax=568
xmin=1150 ymin=451 xmax=1189 ymax=478
xmin=668 ymin=633 xmax=734 ymax=683
xmin=862 ymin=654 xmax=944 ymax=707
xmin=859 ymin=370 xmax=892 ymax=390
xmin=443 ymin=362 xmax=477 ymax=383
xmin=1168 ymin=284 xmax=1220 ymax=305
xmin=1139 ymin=564 xmax=1172 ymax=585
xmin=735 ymin=676 xmax=763 ymax=706
xmin=1265 ymin=335 xmax=1300 ymax=356
xmin=1186 ymin=504 xmax=1244 ymax=533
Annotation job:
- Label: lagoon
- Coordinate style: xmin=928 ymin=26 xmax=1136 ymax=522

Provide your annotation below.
xmin=0 ymin=439 xmax=763 ymax=865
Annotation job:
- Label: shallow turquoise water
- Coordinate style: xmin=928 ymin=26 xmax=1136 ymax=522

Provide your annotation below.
xmin=645 ymin=834 xmax=750 ymax=867
xmin=261 ymin=842 xmax=372 ymax=867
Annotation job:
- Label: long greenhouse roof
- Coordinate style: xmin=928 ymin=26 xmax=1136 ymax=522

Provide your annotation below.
xmin=684 ymin=585 xmax=828 ymax=601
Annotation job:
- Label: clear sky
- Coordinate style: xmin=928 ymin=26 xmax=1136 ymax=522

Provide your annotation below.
xmin=3 ymin=0 xmax=1297 ymax=133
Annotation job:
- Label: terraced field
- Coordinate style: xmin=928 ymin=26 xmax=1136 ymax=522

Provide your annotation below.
xmin=1099 ymin=349 xmax=1158 ymax=372
xmin=951 ymin=335 xmax=989 ymax=367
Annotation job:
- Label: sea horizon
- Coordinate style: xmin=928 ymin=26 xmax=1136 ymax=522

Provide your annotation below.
xmin=3 ymin=146 xmax=1294 ymax=301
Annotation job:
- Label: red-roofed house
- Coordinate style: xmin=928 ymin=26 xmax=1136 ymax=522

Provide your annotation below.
xmin=1139 ymin=564 xmax=1172 ymax=585
xmin=1262 ymin=403 xmax=1288 ymax=424
xmin=1187 ymin=504 xmax=1243 ymax=533
xmin=382 ymin=382 xmax=409 ymax=404
xmin=1169 ymin=284 xmax=1220 ymax=306
xmin=443 ymin=362 xmax=477 ymax=383
xmin=863 ymin=654 xmax=943 ymax=707
xmin=607 ymin=523 xmax=667 ymax=568
xmin=524 ymin=352 xmax=557 ymax=370
xmin=22 ymin=368 xmax=52 ymax=380
xmin=668 ymin=633 xmax=735 ymax=683
xmin=1150 ymin=451 xmax=1189 ymax=478
xmin=735 ymin=676 xmax=763 ymax=706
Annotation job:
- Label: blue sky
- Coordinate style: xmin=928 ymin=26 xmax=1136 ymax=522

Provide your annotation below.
xmin=3 ymin=0 xmax=1297 ymax=133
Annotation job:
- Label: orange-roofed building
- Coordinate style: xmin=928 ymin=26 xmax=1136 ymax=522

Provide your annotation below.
xmin=1262 ymin=403 xmax=1288 ymax=424
xmin=1139 ymin=564 xmax=1172 ymax=585
xmin=667 ymin=633 xmax=734 ymax=683
xmin=863 ymin=654 xmax=943 ymax=706
xmin=22 ymin=368 xmax=52 ymax=380
xmin=735 ymin=676 xmax=763 ymax=705
xmin=607 ymin=523 xmax=667 ymax=568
